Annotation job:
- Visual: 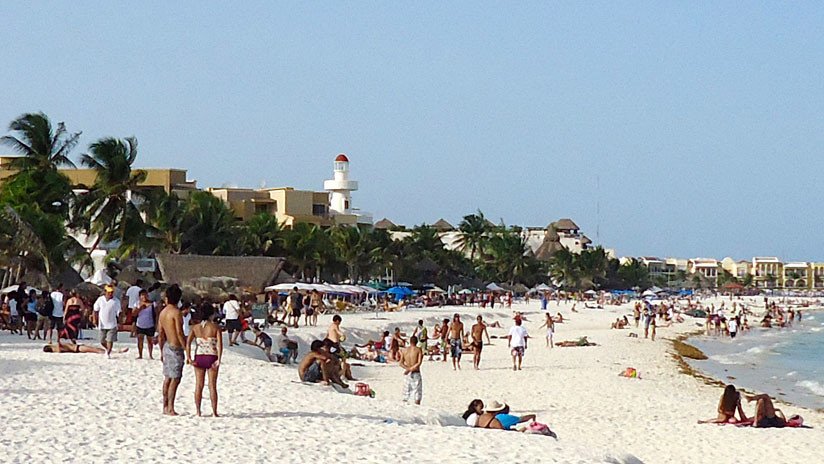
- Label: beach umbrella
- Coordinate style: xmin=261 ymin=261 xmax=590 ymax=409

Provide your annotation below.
xmin=458 ymin=289 xmax=473 ymax=295
xmin=641 ymin=289 xmax=656 ymax=297
xmin=386 ymin=286 xmax=414 ymax=297
xmin=486 ymin=282 xmax=505 ymax=292
xmin=264 ymin=282 xmax=314 ymax=292
xmin=1 ymin=284 xmax=44 ymax=295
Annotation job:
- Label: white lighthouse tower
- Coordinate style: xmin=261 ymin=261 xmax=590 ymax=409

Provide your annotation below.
xmin=324 ymin=153 xmax=358 ymax=215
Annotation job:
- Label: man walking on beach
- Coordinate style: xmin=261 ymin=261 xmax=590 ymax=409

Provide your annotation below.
xmin=400 ymin=335 xmax=423 ymax=405
xmin=158 ymin=284 xmax=186 ymax=416
xmin=326 ymin=315 xmax=345 ymax=357
xmin=644 ymin=301 xmax=656 ymax=341
xmin=471 ymin=315 xmax=491 ymax=370
xmin=448 ymin=314 xmax=465 ymax=370
xmin=507 ymin=318 xmax=528 ymax=371
xmin=93 ymin=285 xmax=121 ymax=358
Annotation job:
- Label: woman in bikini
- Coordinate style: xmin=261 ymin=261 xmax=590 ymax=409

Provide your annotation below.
xmin=185 ymin=304 xmax=223 ymax=417
xmin=698 ymin=384 xmax=748 ymax=424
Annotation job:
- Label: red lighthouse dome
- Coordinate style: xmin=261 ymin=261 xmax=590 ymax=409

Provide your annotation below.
xmin=335 ymin=154 xmax=349 ymax=162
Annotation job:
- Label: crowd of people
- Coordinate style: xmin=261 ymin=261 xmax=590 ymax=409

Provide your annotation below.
xmin=1 ymin=279 xmax=808 ymax=435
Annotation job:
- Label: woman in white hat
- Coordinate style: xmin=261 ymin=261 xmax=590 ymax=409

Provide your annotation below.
xmin=475 ymin=400 xmax=536 ymax=430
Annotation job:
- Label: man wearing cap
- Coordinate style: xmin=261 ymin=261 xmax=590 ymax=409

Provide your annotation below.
xmin=507 ymin=317 xmax=529 ymax=371
xmin=94 ymin=285 xmax=121 ymax=358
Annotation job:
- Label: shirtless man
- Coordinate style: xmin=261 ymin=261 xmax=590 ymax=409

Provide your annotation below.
xmin=439 ymin=318 xmax=450 ymax=363
xmin=448 ymin=314 xmax=465 ymax=370
xmin=157 ymin=284 xmax=186 ymax=416
xmin=470 ymin=315 xmax=491 ymax=370
xmin=298 ymin=340 xmax=348 ymax=388
xmin=400 ymin=335 xmax=423 ymax=405
xmin=326 ymin=315 xmax=344 ymax=357
xmin=43 ymin=341 xmax=128 ymax=354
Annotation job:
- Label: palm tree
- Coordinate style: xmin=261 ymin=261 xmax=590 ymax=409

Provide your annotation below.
xmin=178 ymin=191 xmax=237 ymax=255
xmin=0 ymin=113 xmax=78 ymax=217
xmin=73 ymin=137 xmax=149 ymax=255
xmin=0 ymin=112 xmax=79 ymax=171
xmin=484 ymin=227 xmax=530 ymax=285
xmin=242 ymin=213 xmax=285 ymax=257
xmin=549 ymin=248 xmax=580 ymax=290
xmin=142 ymin=189 xmax=185 ymax=253
xmin=456 ymin=211 xmax=488 ymax=261
xmin=330 ymin=225 xmax=377 ymax=283
xmin=283 ymin=222 xmax=325 ymax=280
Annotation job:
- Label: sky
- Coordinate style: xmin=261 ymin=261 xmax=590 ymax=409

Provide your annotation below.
xmin=2 ymin=2 xmax=824 ymax=260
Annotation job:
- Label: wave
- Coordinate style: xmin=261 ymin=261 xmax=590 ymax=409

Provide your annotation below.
xmin=796 ymin=380 xmax=824 ymax=397
xmin=709 ymin=354 xmax=744 ymax=365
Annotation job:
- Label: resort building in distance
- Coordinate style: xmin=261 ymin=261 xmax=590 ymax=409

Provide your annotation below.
xmin=632 ymin=255 xmax=824 ymax=290
xmin=0 ymin=153 xmax=372 ymax=228
xmin=0 ymin=156 xmax=199 ymax=196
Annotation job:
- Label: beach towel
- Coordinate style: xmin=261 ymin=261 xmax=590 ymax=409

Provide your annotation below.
xmin=711 ymin=415 xmax=808 ymax=428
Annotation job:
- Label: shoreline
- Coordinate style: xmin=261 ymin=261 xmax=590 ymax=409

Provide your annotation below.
xmin=680 ymin=310 xmax=824 ymax=413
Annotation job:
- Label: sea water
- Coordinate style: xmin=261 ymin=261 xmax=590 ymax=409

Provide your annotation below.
xmin=687 ymin=312 xmax=824 ymax=410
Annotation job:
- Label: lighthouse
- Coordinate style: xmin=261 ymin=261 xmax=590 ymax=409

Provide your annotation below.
xmin=323 ymin=154 xmax=358 ymax=215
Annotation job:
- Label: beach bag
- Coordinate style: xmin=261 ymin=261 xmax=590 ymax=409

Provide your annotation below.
xmin=354 ymin=382 xmax=371 ymax=396
xmin=525 ymin=421 xmax=557 ymax=438
xmin=619 ymin=367 xmax=639 ymax=378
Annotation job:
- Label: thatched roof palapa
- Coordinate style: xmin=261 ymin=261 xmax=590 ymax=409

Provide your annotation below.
xmin=156 ymin=254 xmax=286 ymax=293
xmin=373 ymin=218 xmax=397 ymax=230
xmin=432 ymin=218 xmax=455 ymax=231
xmin=551 ymin=218 xmax=579 ymax=232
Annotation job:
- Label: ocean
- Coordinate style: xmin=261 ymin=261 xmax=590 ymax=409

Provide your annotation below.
xmin=687 ymin=312 xmax=824 ymax=411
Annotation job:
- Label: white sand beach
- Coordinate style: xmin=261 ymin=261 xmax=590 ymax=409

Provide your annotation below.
xmin=1 ymin=298 xmax=822 ymax=464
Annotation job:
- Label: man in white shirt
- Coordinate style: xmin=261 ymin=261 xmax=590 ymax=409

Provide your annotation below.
xmin=223 ymin=294 xmax=241 ymax=346
xmin=47 ymin=283 xmax=65 ymax=342
xmin=94 ymin=285 xmax=121 ymax=358
xmin=125 ymin=279 xmax=143 ymax=336
xmin=507 ymin=318 xmax=529 ymax=371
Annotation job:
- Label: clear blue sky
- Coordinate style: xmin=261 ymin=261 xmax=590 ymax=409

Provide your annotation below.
xmin=2 ymin=2 xmax=823 ymax=260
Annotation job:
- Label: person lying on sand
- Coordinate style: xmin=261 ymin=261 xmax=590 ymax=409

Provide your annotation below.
xmin=44 ymin=341 xmax=128 ymax=354
xmin=475 ymin=401 xmax=534 ymax=430
xmin=698 ymin=384 xmax=748 ymax=424
xmin=555 ymin=336 xmax=597 ymax=347
xmin=554 ymin=313 xmax=564 ymax=323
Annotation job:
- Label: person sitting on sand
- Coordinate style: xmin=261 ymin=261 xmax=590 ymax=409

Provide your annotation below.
xmin=748 ymin=393 xmax=787 ymax=428
xmin=298 ymin=340 xmax=348 ymax=388
xmin=698 ymin=384 xmax=748 ymax=424
xmin=462 ymin=399 xmax=484 ymax=427
xmin=43 ymin=341 xmax=129 ymax=354
xmin=611 ymin=316 xmax=629 ymax=329
xmin=554 ymin=312 xmax=564 ymax=323
xmin=277 ymin=326 xmax=298 ymax=364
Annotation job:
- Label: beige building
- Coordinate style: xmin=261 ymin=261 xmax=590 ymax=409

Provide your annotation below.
xmin=207 ymin=187 xmax=358 ymax=227
xmin=0 ymin=156 xmax=198 ymax=196
xmin=687 ymin=258 xmax=720 ymax=286
xmin=783 ymin=262 xmax=811 ymax=290
xmin=752 ymin=257 xmax=783 ymax=288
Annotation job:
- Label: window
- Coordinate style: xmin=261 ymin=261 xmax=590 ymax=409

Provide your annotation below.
xmin=255 ymin=204 xmax=269 ymax=214
xmin=344 ymin=200 xmax=350 ymax=210
xmin=312 ymin=204 xmax=327 ymax=216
